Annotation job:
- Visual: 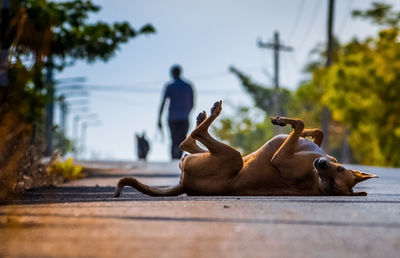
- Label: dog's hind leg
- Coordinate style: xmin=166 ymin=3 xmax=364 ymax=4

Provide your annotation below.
xmin=180 ymin=111 xmax=208 ymax=154
xmin=301 ymin=129 xmax=323 ymax=147
xmin=190 ymin=101 xmax=243 ymax=170
xmin=300 ymin=129 xmax=336 ymax=161
xmin=190 ymin=101 xmax=230 ymax=153
xmin=180 ymin=136 xmax=207 ymax=154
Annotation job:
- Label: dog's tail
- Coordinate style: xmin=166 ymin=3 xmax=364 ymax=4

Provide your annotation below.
xmin=114 ymin=177 xmax=185 ymax=197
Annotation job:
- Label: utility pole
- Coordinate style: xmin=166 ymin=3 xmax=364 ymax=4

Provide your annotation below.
xmin=44 ymin=56 xmax=54 ymax=156
xmin=322 ymin=0 xmax=335 ymax=151
xmin=59 ymin=95 xmax=67 ymax=136
xmin=44 ymin=57 xmax=54 ymax=156
xmin=258 ymin=31 xmax=293 ymax=134
xmin=0 ymin=0 xmax=10 ymax=103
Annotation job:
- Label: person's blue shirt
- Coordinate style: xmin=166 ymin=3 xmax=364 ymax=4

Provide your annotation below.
xmin=163 ymin=78 xmax=193 ymax=121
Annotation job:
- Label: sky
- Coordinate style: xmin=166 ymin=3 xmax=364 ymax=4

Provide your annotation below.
xmin=55 ymin=0 xmax=400 ymax=161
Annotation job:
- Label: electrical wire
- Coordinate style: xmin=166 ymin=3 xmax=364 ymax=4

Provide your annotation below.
xmin=338 ymin=0 xmax=354 ymax=36
xmin=287 ymin=0 xmax=307 ymax=45
xmin=296 ymin=0 xmax=323 ymax=55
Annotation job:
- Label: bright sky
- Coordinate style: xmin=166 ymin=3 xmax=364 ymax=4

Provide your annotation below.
xmin=55 ymin=0 xmax=400 ymax=161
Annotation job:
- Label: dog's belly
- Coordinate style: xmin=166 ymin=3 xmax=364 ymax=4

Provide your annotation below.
xmin=230 ymin=136 xmax=322 ymax=196
xmin=232 ymin=166 xmax=320 ymax=196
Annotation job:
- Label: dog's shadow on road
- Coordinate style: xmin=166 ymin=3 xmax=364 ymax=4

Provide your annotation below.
xmin=3 ymin=184 xmax=400 ymax=206
xmin=3 ymin=185 xmax=193 ymax=205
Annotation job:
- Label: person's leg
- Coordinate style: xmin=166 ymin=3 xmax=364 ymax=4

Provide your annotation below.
xmin=168 ymin=120 xmax=178 ymax=159
xmin=169 ymin=120 xmax=188 ymax=159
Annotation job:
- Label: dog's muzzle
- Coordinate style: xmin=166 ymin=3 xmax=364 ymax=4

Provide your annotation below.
xmin=314 ymin=158 xmax=328 ymax=170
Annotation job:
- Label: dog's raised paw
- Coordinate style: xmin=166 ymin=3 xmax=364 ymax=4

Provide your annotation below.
xmin=270 ymin=116 xmax=287 ymax=126
xmin=196 ymin=111 xmax=207 ymax=126
xmin=211 ymin=100 xmax=222 ymax=116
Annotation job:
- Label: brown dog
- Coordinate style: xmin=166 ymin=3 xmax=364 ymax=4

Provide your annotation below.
xmin=114 ymin=101 xmax=378 ymax=197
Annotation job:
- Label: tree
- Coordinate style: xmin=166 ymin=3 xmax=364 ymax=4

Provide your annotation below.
xmin=324 ymin=29 xmax=400 ymax=166
xmin=0 ymin=0 xmax=155 ymax=199
xmin=9 ymin=0 xmax=155 ymax=69
xmin=318 ymin=2 xmax=400 ymax=166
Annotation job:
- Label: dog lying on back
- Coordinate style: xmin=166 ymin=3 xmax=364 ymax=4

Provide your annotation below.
xmin=115 ymin=101 xmax=378 ymax=197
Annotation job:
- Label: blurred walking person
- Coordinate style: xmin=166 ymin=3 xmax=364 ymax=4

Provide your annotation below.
xmin=158 ymin=65 xmax=194 ymax=159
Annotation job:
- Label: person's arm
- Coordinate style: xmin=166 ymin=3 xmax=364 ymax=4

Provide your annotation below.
xmin=158 ymin=86 xmax=168 ymax=129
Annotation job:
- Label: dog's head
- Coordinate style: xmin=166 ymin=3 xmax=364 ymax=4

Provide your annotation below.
xmin=314 ymin=157 xmax=378 ymax=196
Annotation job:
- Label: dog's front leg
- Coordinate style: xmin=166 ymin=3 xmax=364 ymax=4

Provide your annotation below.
xmin=270 ymin=117 xmax=306 ymax=178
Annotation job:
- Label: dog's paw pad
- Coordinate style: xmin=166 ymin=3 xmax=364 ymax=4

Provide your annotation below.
xmin=270 ymin=116 xmax=286 ymax=126
xmin=196 ymin=111 xmax=207 ymax=126
xmin=211 ymin=100 xmax=222 ymax=116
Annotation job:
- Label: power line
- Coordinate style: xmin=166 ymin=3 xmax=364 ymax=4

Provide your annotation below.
xmin=85 ymin=85 xmax=243 ymax=95
xmin=54 ymin=66 xmax=263 ymax=94
xmin=296 ymin=0 xmax=323 ymax=55
xmin=338 ymin=0 xmax=354 ymax=36
xmin=287 ymin=0 xmax=306 ymax=45
xmin=56 ymin=66 xmax=261 ymax=90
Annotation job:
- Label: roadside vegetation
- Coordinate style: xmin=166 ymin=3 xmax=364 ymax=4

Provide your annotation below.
xmin=0 ymin=0 xmax=155 ymax=200
xmin=213 ymin=2 xmax=400 ymax=167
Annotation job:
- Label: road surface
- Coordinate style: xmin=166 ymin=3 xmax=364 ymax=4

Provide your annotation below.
xmin=1 ymin=161 xmax=399 ymax=258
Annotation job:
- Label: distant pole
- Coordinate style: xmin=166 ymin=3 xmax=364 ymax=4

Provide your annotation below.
xmin=80 ymin=122 xmax=87 ymax=160
xmin=258 ymin=31 xmax=293 ymax=134
xmin=73 ymin=114 xmax=80 ymax=141
xmin=0 ymin=0 xmax=10 ymax=103
xmin=44 ymin=56 xmax=54 ymax=156
xmin=59 ymin=95 xmax=67 ymax=136
xmin=321 ymin=0 xmax=335 ymax=151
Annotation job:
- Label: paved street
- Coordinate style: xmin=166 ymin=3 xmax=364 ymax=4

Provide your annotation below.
xmin=1 ymin=161 xmax=399 ymax=258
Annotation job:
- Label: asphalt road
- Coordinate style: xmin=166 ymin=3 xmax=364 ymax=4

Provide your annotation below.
xmin=1 ymin=161 xmax=399 ymax=258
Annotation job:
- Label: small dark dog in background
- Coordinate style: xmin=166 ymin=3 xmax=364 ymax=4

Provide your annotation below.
xmin=135 ymin=132 xmax=150 ymax=161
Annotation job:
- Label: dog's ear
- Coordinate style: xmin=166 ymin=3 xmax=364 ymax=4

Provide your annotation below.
xmin=352 ymin=191 xmax=367 ymax=196
xmin=352 ymin=170 xmax=379 ymax=184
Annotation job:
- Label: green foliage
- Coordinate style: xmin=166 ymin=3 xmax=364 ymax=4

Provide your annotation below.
xmin=324 ymin=27 xmax=400 ymax=166
xmin=218 ymin=3 xmax=400 ymax=167
xmin=47 ymin=158 xmax=84 ymax=180
xmin=9 ymin=0 xmax=155 ymax=69
xmin=352 ymin=2 xmax=400 ymax=27
xmin=4 ymin=0 xmax=156 ymax=152
xmin=0 ymin=0 xmax=155 ymax=196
